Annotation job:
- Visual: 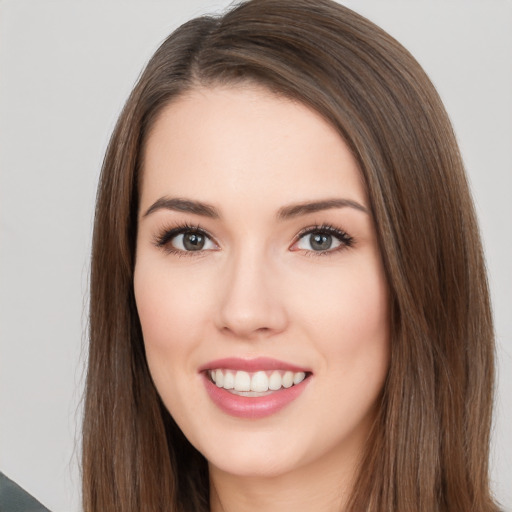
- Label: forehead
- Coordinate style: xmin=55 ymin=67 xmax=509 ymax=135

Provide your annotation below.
xmin=140 ymin=85 xmax=366 ymax=212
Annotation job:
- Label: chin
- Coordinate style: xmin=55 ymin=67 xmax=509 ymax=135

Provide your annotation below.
xmin=207 ymin=448 xmax=302 ymax=479
xmin=190 ymin=425 xmax=304 ymax=478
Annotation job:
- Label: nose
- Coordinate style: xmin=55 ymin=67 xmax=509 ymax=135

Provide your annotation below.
xmin=215 ymin=248 xmax=288 ymax=340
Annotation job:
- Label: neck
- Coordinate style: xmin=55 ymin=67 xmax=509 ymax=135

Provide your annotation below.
xmin=208 ymin=444 xmax=360 ymax=512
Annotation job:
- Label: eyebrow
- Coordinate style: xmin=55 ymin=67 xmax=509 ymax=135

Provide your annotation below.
xmin=276 ymin=198 xmax=368 ymax=219
xmin=143 ymin=197 xmax=220 ymax=219
xmin=142 ymin=196 xmax=368 ymax=220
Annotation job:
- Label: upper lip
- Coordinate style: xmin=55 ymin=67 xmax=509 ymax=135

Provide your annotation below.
xmin=198 ymin=357 xmax=311 ymax=373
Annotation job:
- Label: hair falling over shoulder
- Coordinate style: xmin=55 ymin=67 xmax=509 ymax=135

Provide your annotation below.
xmin=82 ymin=1 xmax=501 ymax=511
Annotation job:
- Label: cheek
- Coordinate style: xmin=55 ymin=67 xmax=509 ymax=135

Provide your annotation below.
xmin=133 ymin=260 xmax=209 ymax=368
xmin=294 ymin=254 xmax=390 ymax=386
xmin=133 ymin=260 xmax=213 ymax=426
xmin=299 ymin=255 xmax=388 ymax=340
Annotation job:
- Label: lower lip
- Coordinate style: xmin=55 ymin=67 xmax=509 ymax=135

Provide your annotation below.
xmin=202 ymin=373 xmax=310 ymax=419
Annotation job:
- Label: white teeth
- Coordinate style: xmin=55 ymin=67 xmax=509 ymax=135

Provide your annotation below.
xmin=251 ymin=371 xmax=269 ymax=392
xmin=223 ymin=371 xmax=235 ymax=390
xmin=293 ymin=371 xmax=306 ymax=385
xmin=234 ymin=370 xmax=251 ymax=391
xmin=282 ymin=371 xmax=294 ymax=388
xmin=269 ymin=371 xmax=282 ymax=390
xmin=209 ymin=368 xmax=308 ymax=393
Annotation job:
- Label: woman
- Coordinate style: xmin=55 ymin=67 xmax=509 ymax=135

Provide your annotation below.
xmin=83 ymin=1 xmax=500 ymax=511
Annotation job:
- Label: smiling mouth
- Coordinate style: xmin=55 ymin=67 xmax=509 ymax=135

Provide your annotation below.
xmin=207 ymin=369 xmax=309 ymax=396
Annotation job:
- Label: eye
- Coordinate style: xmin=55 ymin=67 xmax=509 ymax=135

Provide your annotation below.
xmin=172 ymin=231 xmax=216 ymax=251
xmin=155 ymin=226 xmax=217 ymax=254
xmin=291 ymin=225 xmax=353 ymax=254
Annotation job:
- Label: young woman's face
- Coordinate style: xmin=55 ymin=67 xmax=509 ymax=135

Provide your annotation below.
xmin=134 ymin=85 xmax=390 ymax=480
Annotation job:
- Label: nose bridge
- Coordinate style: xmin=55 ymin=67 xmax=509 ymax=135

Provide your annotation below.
xmin=216 ymin=241 xmax=287 ymax=338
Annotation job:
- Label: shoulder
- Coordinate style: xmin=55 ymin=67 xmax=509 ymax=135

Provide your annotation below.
xmin=0 ymin=472 xmax=51 ymax=512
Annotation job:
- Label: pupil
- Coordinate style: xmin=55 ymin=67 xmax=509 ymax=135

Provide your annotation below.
xmin=311 ymin=233 xmax=332 ymax=251
xmin=183 ymin=232 xmax=205 ymax=251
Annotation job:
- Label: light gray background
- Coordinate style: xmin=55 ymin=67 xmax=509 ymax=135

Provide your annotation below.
xmin=1 ymin=1 xmax=511 ymax=511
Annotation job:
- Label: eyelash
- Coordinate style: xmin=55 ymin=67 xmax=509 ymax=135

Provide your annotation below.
xmin=294 ymin=224 xmax=354 ymax=256
xmin=153 ymin=222 xmax=213 ymax=256
xmin=153 ymin=222 xmax=354 ymax=256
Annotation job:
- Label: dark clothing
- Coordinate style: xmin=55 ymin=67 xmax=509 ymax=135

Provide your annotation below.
xmin=0 ymin=472 xmax=51 ymax=512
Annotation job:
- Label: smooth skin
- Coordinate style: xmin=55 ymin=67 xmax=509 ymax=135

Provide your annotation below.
xmin=134 ymin=84 xmax=390 ymax=512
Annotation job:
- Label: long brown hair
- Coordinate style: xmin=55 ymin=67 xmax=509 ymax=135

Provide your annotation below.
xmin=83 ymin=1 xmax=499 ymax=510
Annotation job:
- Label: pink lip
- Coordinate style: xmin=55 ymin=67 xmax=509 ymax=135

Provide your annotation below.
xmin=198 ymin=357 xmax=310 ymax=373
xmin=199 ymin=357 xmax=311 ymax=419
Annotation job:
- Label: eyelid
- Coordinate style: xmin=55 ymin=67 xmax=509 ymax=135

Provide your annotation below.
xmin=290 ymin=224 xmax=354 ymax=254
xmin=153 ymin=223 xmax=219 ymax=255
xmin=153 ymin=222 xmax=354 ymax=256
